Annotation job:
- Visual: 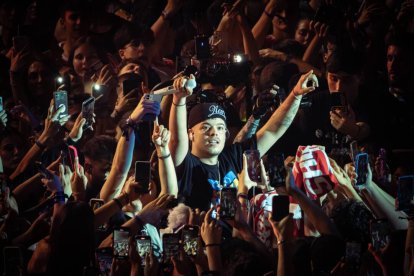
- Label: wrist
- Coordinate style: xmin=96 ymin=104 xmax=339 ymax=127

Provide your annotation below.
xmin=172 ymin=96 xmax=186 ymax=106
xmin=156 ymin=147 xmax=170 ymax=156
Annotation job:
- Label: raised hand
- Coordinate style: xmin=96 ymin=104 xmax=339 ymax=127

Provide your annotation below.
xmin=292 ymin=70 xmax=319 ymax=96
xmin=200 ymin=208 xmax=222 ymax=246
xmin=172 ymin=74 xmax=196 ymax=101
xmin=152 ymin=120 xmax=170 ymax=149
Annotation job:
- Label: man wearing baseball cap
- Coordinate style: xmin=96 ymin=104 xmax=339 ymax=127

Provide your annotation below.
xmin=169 ymin=72 xmax=318 ymax=211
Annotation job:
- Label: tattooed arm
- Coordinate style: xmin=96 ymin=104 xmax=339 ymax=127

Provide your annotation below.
xmin=256 ymin=71 xmax=318 ymax=157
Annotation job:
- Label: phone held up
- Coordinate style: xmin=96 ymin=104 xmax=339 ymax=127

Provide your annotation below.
xmin=244 ymin=149 xmax=261 ymax=182
xmin=135 ymin=235 xmax=152 ymax=266
xmin=219 ymin=187 xmax=237 ymax=220
xmin=95 ymin=247 xmax=113 ymax=276
xmin=181 ymin=225 xmax=200 ymax=257
xmin=272 ymin=195 xmax=290 ymax=222
xmin=113 ymin=227 xmax=130 ymax=259
xmin=370 ymin=219 xmax=391 ymax=252
xmin=355 ymin=153 xmax=369 ymax=187
xmin=82 ymin=97 xmax=95 ymax=130
xmin=135 ymin=161 xmax=151 ymax=194
xmin=396 ymin=175 xmax=414 ymax=214
xmin=53 ymin=90 xmax=69 ymax=119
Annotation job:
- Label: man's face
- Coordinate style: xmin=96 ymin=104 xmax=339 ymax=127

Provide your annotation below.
xmin=327 ymin=72 xmax=359 ymax=100
xmin=190 ymin=118 xmax=227 ymax=159
xmin=27 ymin=61 xmax=54 ymax=97
xmin=62 ymin=10 xmax=86 ymax=39
xmin=119 ymin=40 xmax=146 ymax=61
xmin=84 ymin=156 xmax=112 ymax=187
xmin=387 ymin=45 xmax=410 ymax=87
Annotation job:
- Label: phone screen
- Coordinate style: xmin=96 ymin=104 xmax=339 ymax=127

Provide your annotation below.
xmin=268 ymin=152 xmax=286 ymax=188
xmin=53 ymin=90 xmax=68 ymax=119
xmin=396 ymin=175 xmax=414 ymax=212
xmin=82 ymin=97 xmax=95 ymax=129
xmin=89 ymin=198 xmax=104 ymax=210
xmin=136 ymin=235 xmax=152 ymax=265
xmin=95 ymin=247 xmax=113 ymax=276
xmin=329 ymin=92 xmax=346 ymax=112
xmin=245 ymin=150 xmax=261 ymax=182
xmin=272 ymin=195 xmax=290 ymax=221
xmin=0 ymin=96 xmax=3 ymax=112
xmin=113 ymin=228 xmax=129 ymax=259
xmin=370 ymin=219 xmax=391 ymax=252
xmin=135 ymin=161 xmax=151 ymax=193
xmin=219 ymin=188 xmax=237 ymax=219
xmin=355 ymin=153 xmax=369 ymax=186
xmin=162 ymin=233 xmax=180 ymax=264
xmin=181 ymin=225 xmax=199 ymax=256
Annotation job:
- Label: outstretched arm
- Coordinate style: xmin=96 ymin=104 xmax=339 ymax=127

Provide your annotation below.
xmin=168 ymin=75 xmax=195 ymax=166
xmin=256 ymin=70 xmax=318 ymax=157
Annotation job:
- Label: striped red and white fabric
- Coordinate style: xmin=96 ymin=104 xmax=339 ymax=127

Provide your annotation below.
xmin=292 ymin=145 xmax=338 ymax=200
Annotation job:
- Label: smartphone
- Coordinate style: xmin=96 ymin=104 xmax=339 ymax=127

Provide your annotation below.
xmin=370 ymin=219 xmax=391 ymax=252
xmin=12 ymin=35 xmax=29 ymax=52
xmin=0 ymin=96 xmax=3 ymax=112
xmin=396 ymin=175 xmax=414 ymax=213
xmin=345 ymin=242 xmax=361 ymax=271
xmin=268 ymin=152 xmax=286 ymax=188
xmin=219 ymin=188 xmax=237 ymax=219
xmin=244 ymin=150 xmax=261 ymax=182
xmin=95 ymin=247 xmax=113 ymax=276
xmin=195 ymin=35 xmax=210 ymax=60
xmin=67 ymin=145 xmax=79 ymax=172
xmin=53 ymin=90 xmax=69 ymax=119
xmin=3 ymin=246 xmax=23 ymax=276
xmin=355 ymin=153 xmax=369 ymax=186
xmin=135 ymin=161 xmax=151 ymax=193
xmin=329 ymin=92 xmax=346 ymax=112
xmin=113 ymin=227 xmax=130 ymax=259
xmin=82 ymin=97 xmax=95 ymax=130
xmin=122 ymin=78 xmax=142 ymax=96
xmin=272 ymin=195 xmax=290 ymax=221
xmin=349 ymin=141 xmax=358 ymax=163
xmin=34 ymin=161 xmax=53 ymax=179
xmin=162 ymin=233 xmax=180 ymax=264
xmin=181 ymin=225 xmax=199 ymax=256
xmin=135 ymin=235 xmax=152 ymax=266
xmin=89 ymin=198 xmax=105 ymax=210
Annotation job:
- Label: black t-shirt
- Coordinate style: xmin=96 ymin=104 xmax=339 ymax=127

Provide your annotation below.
xmin=176 ymin=137 xmax=257 ymax=211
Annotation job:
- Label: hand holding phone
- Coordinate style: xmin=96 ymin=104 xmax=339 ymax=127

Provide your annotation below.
xmin=162 ymin=233 xmax=180 ymax=264
xmin=396 ymin=175 xmax=414 ymax=213
xmin=89 ymin=198 xmax=104 ymax=210
xmin=95 ymin=247 xmax=113 ymax=276
xmin=370 ymin=219 xmax=391 ymax=252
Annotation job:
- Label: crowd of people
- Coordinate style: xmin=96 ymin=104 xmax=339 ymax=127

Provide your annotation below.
xmin=0 ymin=0 xmax=414 ymax=275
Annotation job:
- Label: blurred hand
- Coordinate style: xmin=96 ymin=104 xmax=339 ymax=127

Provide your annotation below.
xmin=114 ymin=88 xmax=139 ymax=116
xmin=70 ymin=157 xmax=87 ymax=198
xmin=68 ymin=112 xmax=89 ymax=142
xmin=59 ymin=163 xmax=73 ymax=196
xmin=189 ymin=208 xmax=206 ymax=227
xmin=267 ymin=213 xmax=294 ymax=242
xmin=137 ymin=194 xmax=174 ymax=226
xmin=10 ymin=47 xmax=31 ymax=72
xmin=152 ymin=122 xmax=170 ymax=149
xmin=144 ymin=250 xmax=160 ymax=276
xmin=259 ymin=48 xmax=288 ymax=61
xmin=41 ymin=172 xmax=63 ymax=193
xmin=0 ymin=109 xmax=7 ymax=129
xmin=95 ymin=64 xmax=116 ymax=87
xmin=200 ymin=208 xmax=222 ymax=245
xmin=38 ymin=100 xmax=70 ymax=146
xmin=330 ymin=107 xmax=358 ymax=136
xmin=129 ymin=95 xmax=161 ymax=123
xmin=310 ymin=21 xmax=329 ymax=39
